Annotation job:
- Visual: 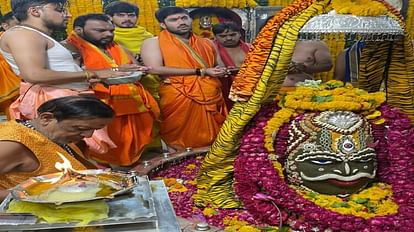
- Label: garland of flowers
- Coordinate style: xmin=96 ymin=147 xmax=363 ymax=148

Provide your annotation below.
xmin=153 ymin=156 xmax=270 ymax=231
xmin=331 ymin=0 xmax=387 ymax=16
xmin=175 ymin=0 xmax=258 ymax=8
xmin=296 ymin=183 xmax=399 ymax=219
xmin=0 ymin=0 xmax=11 ymax=14
xmin=234 ymin=84 xmax=414 ymax=230
xmin=406 ymin=0 xmax=414 ymax=37
xmin=268 ymin=0 xmax=295 ymax=6
xmin=123 ymin=0 xmax=160 ymax=35
xmin=67 ymin=0 xmax=103 ymax=34
xmin=229 ymin=0 xmax=315 ymax=101
xmin=282 ymin=80 xmax=386 ymax=112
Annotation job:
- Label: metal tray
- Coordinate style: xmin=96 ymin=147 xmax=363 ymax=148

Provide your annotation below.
xmin=0 ymin=176 xmax=158 ymax=231
xmin=102 ymin=71 xmax=143 ymax=85
xmin=10 ymin=169 xmax=137 ymax=205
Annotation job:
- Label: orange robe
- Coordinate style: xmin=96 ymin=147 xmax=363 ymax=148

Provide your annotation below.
xmin=67 ymin=33 xmax=160 ymax=166
xmin=158 ymin=31 xmax=227 ymax=149
xmin=0 ymin=121 xmax=86 ymax=189
xmin=0 ymin=32 xmax=21 ymax=117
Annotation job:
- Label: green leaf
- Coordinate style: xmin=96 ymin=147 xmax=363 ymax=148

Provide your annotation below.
xmin=354 ymin=198 xmax=369 ymax=204
xmin=331 ymin=202 xmax=350 ymax=208
xmin=308 ymin=192 xmax=318 ymax=199
xmin=311 ymin=95 xmax=333 ymax=103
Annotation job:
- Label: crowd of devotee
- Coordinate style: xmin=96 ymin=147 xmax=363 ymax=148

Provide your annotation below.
xmin=0 ymin=0 xmax=337 ymax=201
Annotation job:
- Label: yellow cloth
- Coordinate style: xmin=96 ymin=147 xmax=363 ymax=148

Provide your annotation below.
xmin=0 ymin=121 xmax=86 ymax=190
xmin=7 ymin=200 xmax=108 ymax=225
xmin=114 ymin=26 xmax=153 ymax=55
xmin=114 ymin=27 xmax=160 ymax=102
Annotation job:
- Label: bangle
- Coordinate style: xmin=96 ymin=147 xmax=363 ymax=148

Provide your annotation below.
xmin=200 ymin=68 xmax=206 ymax=77
xmin=84 ymin=71 xmax=96 ymax=81
xmin=195 ymin=68 xmax=201 ymax=76
xmin=84 ymin=71 xmax=92 ymax=81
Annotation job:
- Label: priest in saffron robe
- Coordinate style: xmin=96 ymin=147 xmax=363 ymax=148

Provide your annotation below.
xmin=141 ymin=7 xmax=228 ymax=151
xmin=66 ymin=14 xmax=160 ymax=166
xmin=212 ymin=22 xmax=250 ymax=109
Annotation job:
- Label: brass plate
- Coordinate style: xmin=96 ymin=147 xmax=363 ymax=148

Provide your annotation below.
xmin=10 ymin=169 xmax=137 ymax=204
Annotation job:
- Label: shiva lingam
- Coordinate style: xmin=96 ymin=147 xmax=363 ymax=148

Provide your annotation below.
xmin=12 ymin=153 xmax=137 ymax=204
xmin=285 ymin=111 xmax=377 ymax=196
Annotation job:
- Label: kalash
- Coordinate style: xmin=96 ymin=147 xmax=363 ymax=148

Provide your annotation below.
xmin=230 ymin=80 xmax=412 ymax=231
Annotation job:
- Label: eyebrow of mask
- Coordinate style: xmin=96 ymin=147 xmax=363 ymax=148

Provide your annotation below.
xmin=294 ymin=153 xmax=344 ymax=162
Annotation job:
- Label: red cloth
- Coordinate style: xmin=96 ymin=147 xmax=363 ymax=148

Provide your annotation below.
xmin=214 ymin=40 xmax=249 ymax=109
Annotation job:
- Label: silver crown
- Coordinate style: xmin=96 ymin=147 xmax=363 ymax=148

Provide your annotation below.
xmin=313 ymin=111 xmax=363 ymax=134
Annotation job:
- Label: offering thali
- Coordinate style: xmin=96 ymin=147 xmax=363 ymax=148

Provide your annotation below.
xmin=102 ymin=71 xmax=143 ymax=85
xmin=0 ymin=176 xmax=162 ymax=231
xmin=10 ymin=169 xmax=137 ymax=205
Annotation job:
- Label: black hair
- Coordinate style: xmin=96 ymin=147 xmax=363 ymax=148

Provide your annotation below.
xmin=0 ymin=12 xmax=16 ymax=24
xmin=73 ymin=13 xmax=111 ymax=29
xmin=155 ymin=6 xmax=188 ymax=23
xmin=104 ymin=1 xmax=139 ymax=17
xmin=212 ymin=21 xmax=241 ymax=35
xmin=37 ymin=96 xmax=114 ymax=121
xmin=11 ymin=0 xmax=68 ymax=21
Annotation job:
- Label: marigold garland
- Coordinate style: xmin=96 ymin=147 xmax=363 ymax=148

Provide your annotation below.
xmin=66 ymin=0 xmax=103 ymax=34
xmin=331 ymin=0 xmax=387 ymax=16
xmin=281 ymin=80 xmax=386 ymax=112
xmin=297 ymin=183 xmax=399 ymax=219
xmin=124 ymin=0 xmax=160 ymax=35
xmin=175 ymin=0 xmax=258 ymax=8
xmin=229 ymin=0 xmax=316 ymax=101
xmin=0 ymin=0 xmax=11 ymax=14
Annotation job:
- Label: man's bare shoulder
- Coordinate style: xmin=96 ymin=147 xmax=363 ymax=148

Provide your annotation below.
xmin=1 ymin=27 xmax=46 ymax=48
xmin=3 ymin=27 xmax=43 ymax=41
xmin=142 ymin=37 xmax=159 ymax=45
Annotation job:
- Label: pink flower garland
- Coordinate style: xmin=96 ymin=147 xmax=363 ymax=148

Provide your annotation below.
xmin=234 ymin=103 xmax=414 ymax=231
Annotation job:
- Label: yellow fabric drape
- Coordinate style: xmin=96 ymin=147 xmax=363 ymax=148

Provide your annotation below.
xmin=114 ymin=26 xmax=153 ymax=55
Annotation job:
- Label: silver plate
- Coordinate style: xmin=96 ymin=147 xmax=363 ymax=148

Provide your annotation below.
xmin=102 ymin=71 xmax=143 ymax=85
xmin=10 ymin=169 xmax=137 ymax=204
xmin=0 ymin=177 xmax=163 ymax=231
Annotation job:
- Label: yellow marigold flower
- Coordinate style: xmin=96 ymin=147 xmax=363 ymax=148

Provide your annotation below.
xmin=365 ymin=110 xmax=382 ymax=119
xmin=169 ymin=183 xmax=188 ymax=192
xmin=238 ymin=225 xmax=261 ymax=232
xmin=187 ymin=180 xmax=197 ymax=185
xmin=185 ymin=164 xmax=197 ymax=170
xmin=202 ymin=207 xmax=217 ymax=216
xmin=163 ymin=178 xmax=177 ymax=187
